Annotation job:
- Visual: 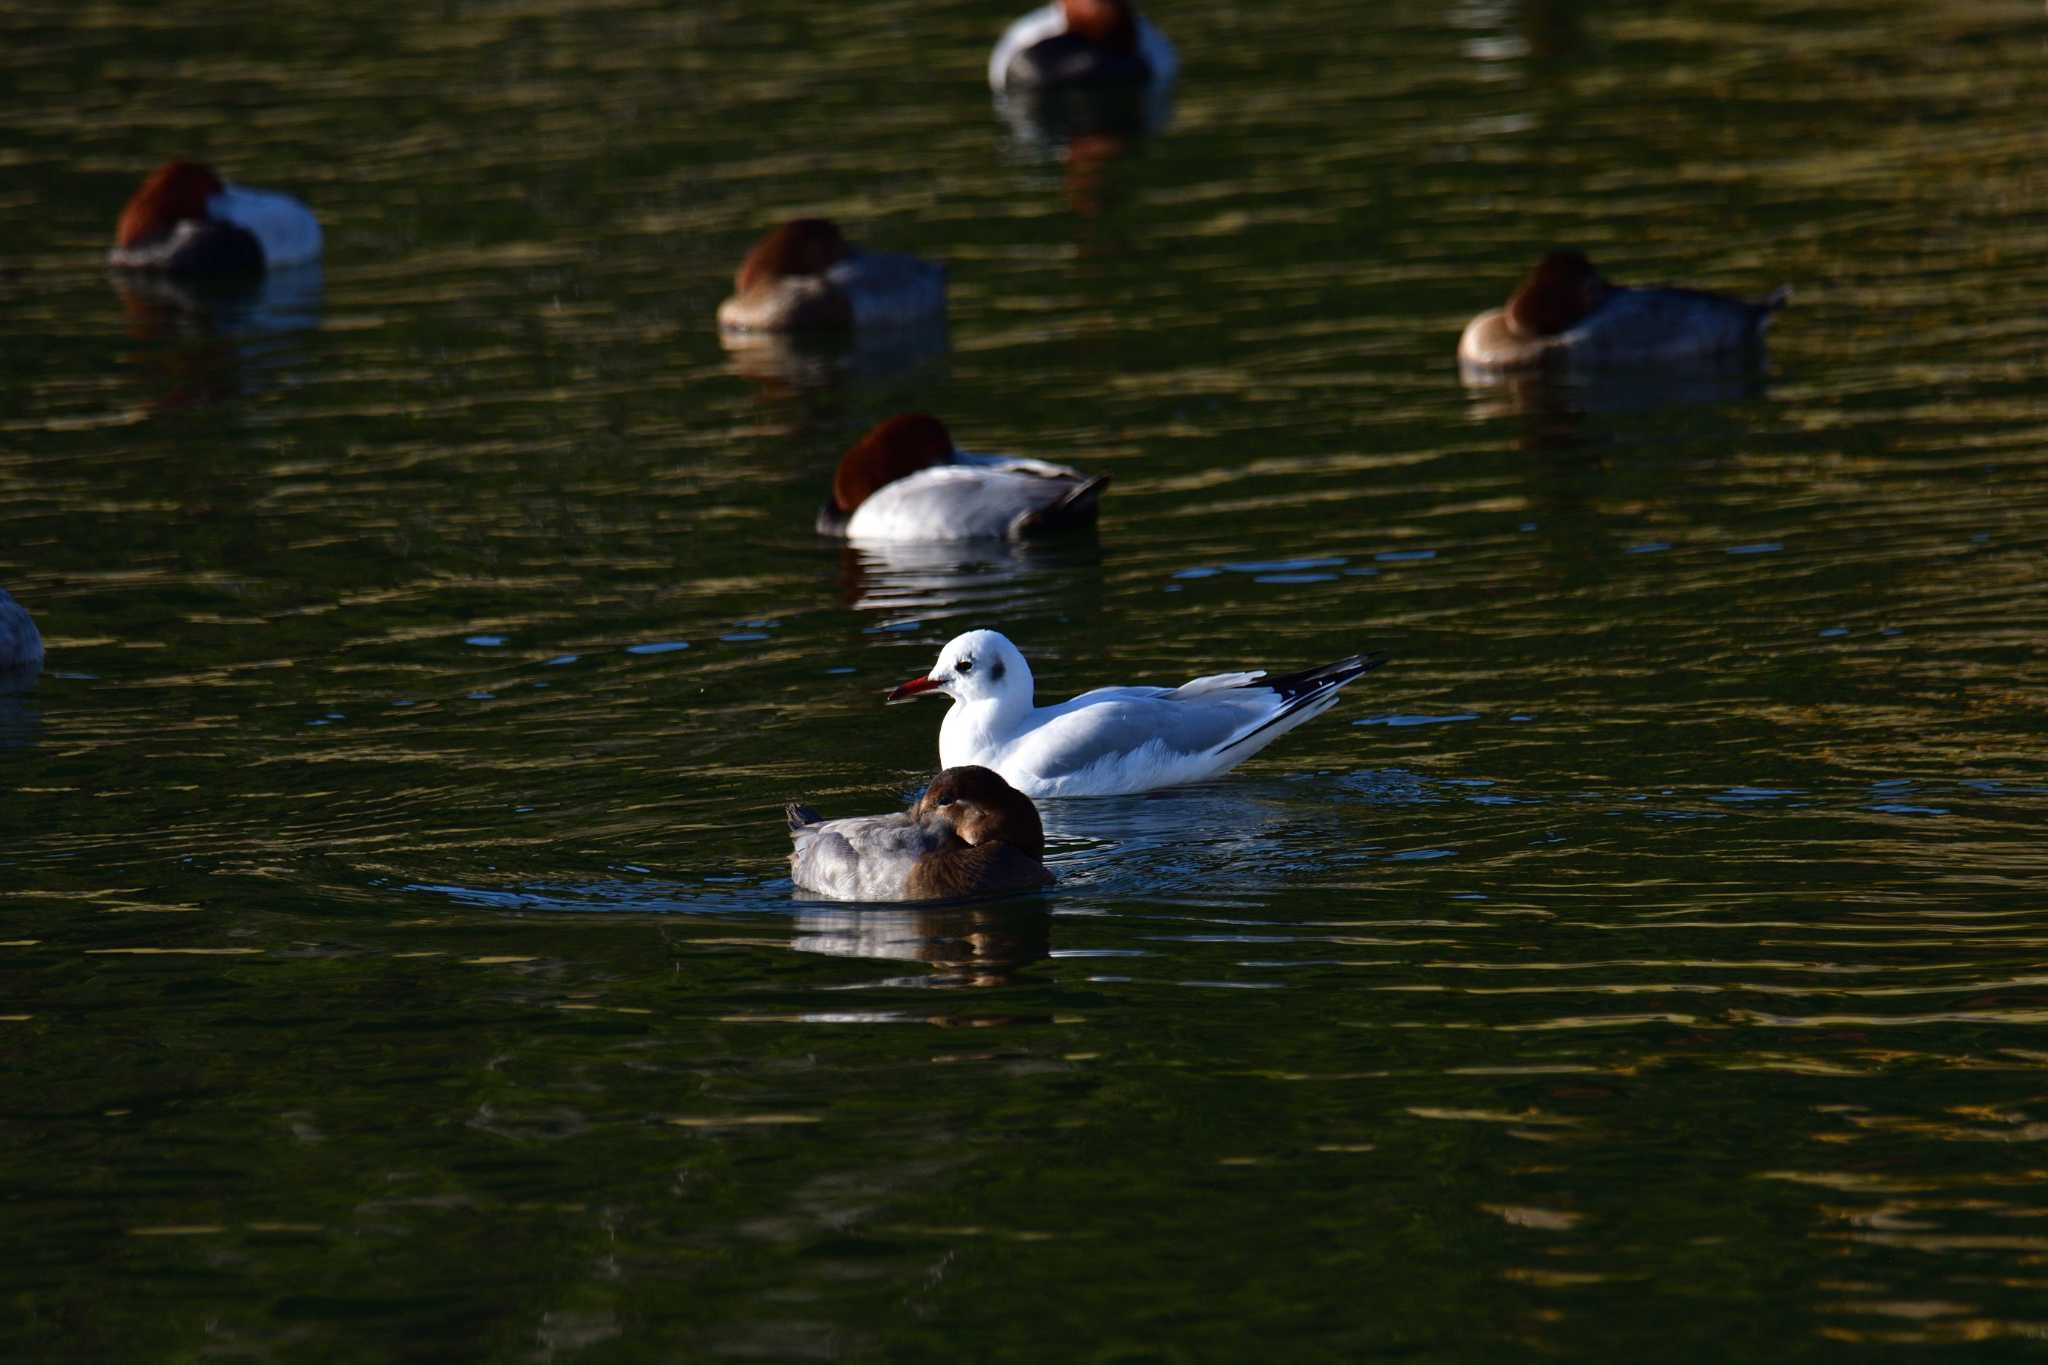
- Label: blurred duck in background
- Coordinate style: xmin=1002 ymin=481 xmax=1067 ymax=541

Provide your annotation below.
xmin=717 ymin=218 xmax=945 ymax=333
xmin=1458 ymin=249 xmax=1788 ymax=373
xmin=990 ymin=0 xmax=1177 ymax=91
xmin=107 ymin=166 xmax=327 ymax=410
xmin=108 ymin=161 xmax=322 ymax=275
xmin=989 ymin=2 xmax=1178 ymax=227
xmin=0 ymin=589 xmax=45 ymax=689
xmin=816 ymin=414 xmax=1108 ymax=542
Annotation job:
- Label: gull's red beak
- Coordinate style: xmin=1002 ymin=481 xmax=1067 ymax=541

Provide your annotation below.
xmin=887 ymin=674 xmax=943 ymax=703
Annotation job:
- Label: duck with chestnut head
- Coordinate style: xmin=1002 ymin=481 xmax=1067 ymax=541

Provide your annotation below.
xmin=109 ymin=161 xmax=322 ymax=275
xmin=817 ymin=414 xmax=1108 ymax=542
xmin=1458 ymin=249 xmax=1788 ymax=373
xmin=787 ymin=766 xmax=1054 ymax=903
xmin=717 ymin=218 xmax=945 ymax=333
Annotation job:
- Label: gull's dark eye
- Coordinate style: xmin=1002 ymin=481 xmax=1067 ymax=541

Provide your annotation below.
xmin=937 ymin=794 xmax=956 ymax=807
xmin=955 ymin=657 xmax=974 ymax=675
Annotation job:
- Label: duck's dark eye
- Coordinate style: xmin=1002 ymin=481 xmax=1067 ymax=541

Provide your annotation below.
xmin=955 ymin=657 xmax=974 ymax=675
xmin=936 ymin=793 xmax=957 ymax=807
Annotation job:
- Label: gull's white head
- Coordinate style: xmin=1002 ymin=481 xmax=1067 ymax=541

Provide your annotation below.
xmin=887 ymin=629 xmax=1034 ymax=707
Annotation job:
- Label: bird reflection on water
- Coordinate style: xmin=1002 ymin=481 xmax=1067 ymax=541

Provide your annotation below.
xmin=834 ymin=535 xmax=1104 ymax=627
xmin=111 ymin=264 xmax=324 ymax=412
xmin=719 ymin=316 xmax=950 ymax=393
xmin=995 ymin=80 xmax=1176 ymax=155
xmin=996 ymin=84 xmax=1174 ymax=225
xmin=0 ymin=694 xmax=38 ymax=752
xmin=790 ymin=902 xmax=1052 ymax=987
xmin=1461 ymin=365 xmax=1772 ymax=456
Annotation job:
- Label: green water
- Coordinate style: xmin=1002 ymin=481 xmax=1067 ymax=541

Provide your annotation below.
xmin=5 ymin=0 xmax=2048 ymax=1359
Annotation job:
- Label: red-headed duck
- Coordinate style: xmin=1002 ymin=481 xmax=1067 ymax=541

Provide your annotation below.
xmin=818 ymin=413 xmax=1108 ymax=541
xmin=991 ymin=0 xmax=1178 ymax=91
xmin=0 ymin=589 xmax=44 ymax=686
xmin=1459 ymin=250 xmax=1788 ymax=372
xmin=108 ymin=161 xmax=322 ymax=275
xmin=886 ymin=630 xmax=1388 ymax=798
xmin=787 ymin=765 xmax=1054 ymax=902
xmin=717 ymin=218 xmax=945 ymax=333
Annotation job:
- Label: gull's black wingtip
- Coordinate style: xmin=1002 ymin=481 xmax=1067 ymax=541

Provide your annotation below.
xmin=1213 ymin=648 xmax=1392 ymax=754
xmin=1259 ymin=649 xmax=1391 ymax=701
xmin=1325 ymin=650 xmax=1391 ymax=690
xmin=786 ymin=801 xmax=823 ymax=832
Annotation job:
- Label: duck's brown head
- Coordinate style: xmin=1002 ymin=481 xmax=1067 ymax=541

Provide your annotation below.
xmin=1505 ymin=249 xmax=1611 ymax=337
xmin=734 ymin=218 xmax=853 ymax=293
xmin=914 ymin=765 xmax=1046 ymax=857
xmin=1061 ymin=0 xmax=1141 ymax=55
xmin=117 ymin=161 xmax=225 ymax=249
xmin=831 ymin=413 xmax=957 ymax=516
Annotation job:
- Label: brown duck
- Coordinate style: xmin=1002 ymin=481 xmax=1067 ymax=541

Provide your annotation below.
xmin=787 ymin=765 xmax=1054 ymax=902
xmin=1459 ymin=249 xmax=1788 ymax=372
xmin=717 ymin=218 xmax=946 ymax=333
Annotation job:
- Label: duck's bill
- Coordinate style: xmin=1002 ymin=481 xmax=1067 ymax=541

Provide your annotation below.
xmin=887 ymin=675 xmax=943 ymax=703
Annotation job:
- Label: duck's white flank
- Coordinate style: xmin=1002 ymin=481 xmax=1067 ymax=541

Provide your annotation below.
xmin=988 ymin=2 xmax=1178 ymax=91
xmin=788 ymin=806 xmax=956 ymax=902
xmin=0 ymin=590 xmax=44 ymax=678
xmin=211 ymin=185 xmax=324 ymax=268
xmin=843 ymin=454 xmax=1098 ymax=541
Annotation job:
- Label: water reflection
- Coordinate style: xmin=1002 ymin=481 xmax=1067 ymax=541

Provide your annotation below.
xmin=720 ymin=317 xmax=949 ymax=393
xmin=113 ymin=264 xmax=324 ymax=341
xmin=835 ymin=536 xmax=1104 ymax=627
xmin=995 ymin=83 xmax=1175 ymax=155
xmin=1514 ymin=0 xmax=1590 ymax=68
xmin=1461 ymin=363 xmax=1769 ymax=420
xmin=996 ymin=84 xmax=1174 ymax=223
xmin=111 ymin=264 xmax=324 ymax=412
xmin=1450 ymin=0 xmax=1590 ymax=71
xmin=0 ymin=692 xmax=39 ymax=751
xmin=791 ymin=903 xmax=1051 ymax=986
xmin=1462 ymin=365 xmax=1770 ymax=453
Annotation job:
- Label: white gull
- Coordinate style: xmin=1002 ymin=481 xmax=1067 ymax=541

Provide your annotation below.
xmin=887 ymin=629 xmax=1388 ymax=798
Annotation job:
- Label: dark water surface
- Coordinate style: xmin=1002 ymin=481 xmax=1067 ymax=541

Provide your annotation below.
xmin=6 ymin=0 xmax=2048 ymax=1359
